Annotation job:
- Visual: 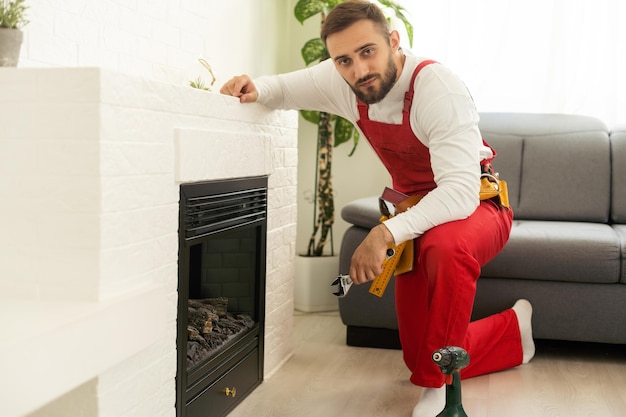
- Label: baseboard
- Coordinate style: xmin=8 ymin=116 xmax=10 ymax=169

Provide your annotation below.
xmin=346 ymin=325 xmax=402 ymax=350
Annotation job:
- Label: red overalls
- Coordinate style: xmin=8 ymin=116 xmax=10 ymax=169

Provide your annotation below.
xmin=356 ymin=60 xmax=522 ymax=388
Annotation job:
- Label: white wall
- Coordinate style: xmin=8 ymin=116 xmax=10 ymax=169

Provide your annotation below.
xmin=19 ymin=0 xmax=289 ymax=89
xmin=400 ymin=1 xmax=625 ymax=127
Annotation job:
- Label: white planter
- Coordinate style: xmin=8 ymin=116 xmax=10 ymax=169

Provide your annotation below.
xmin=0 ymin=28 xmax=23 ymax=67
xmin=294 ymin=255 xmax=339 ymax=312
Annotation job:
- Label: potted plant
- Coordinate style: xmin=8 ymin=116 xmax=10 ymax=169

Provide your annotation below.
xmin=295 ymin=0 xmax=413 ymax=257
xmin=0 ymin=0 xmax=28 ymax=67
xmin=293 ymin=0 xmax=413 ymax=311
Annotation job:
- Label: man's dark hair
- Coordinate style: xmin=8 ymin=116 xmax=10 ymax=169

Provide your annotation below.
xmin=321 ymin=0 xmax=391 ymax=46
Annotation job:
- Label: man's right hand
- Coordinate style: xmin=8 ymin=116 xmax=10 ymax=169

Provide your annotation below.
xmin=349 ymin=224 xmax=394 ymax=285
xmin=220 ymin=74 xmax=259 ymax=103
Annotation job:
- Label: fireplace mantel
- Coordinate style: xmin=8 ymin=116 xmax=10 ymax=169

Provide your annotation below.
xmin=0 ymin=68 xmax=298 ymax=417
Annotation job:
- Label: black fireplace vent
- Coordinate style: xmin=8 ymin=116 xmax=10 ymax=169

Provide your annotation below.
xmin=182 ymin=182 xmax=267 ymax=239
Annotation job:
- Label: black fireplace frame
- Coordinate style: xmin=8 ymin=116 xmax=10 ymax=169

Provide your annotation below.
xmin=177 ymin=176 xmax=267 ymax=417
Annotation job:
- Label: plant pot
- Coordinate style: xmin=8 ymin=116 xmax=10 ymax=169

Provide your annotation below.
xmin=294 ymin=255 xmax=339 ymax=312
xmin=0 ymin=28 xmax=24 ymax=67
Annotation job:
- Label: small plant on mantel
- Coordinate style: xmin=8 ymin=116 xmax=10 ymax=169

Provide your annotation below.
xmin=189 ymin=58 xmax=216 ymax=91
xmin=295 ymin=0 xmax=413 ymax=257
xmin=189 ymin=77 xmax=211 ymax=91
xmin=0 ymin=0 xmax=29 ymax=67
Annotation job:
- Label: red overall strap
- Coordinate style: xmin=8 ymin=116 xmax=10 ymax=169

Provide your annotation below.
xmin=355 ymin=59 xmax=440 ymax=195
xmin=403 ymin=60 xmax=438 ymax=123
xmin=402 ymin=60 xmax=498 ymax=168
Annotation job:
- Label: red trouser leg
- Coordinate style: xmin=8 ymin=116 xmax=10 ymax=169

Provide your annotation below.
xmin=395 ymin=200 xmax=521 ymax=388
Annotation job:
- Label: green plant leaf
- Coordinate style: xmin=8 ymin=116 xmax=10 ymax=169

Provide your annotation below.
xmin=0 ymin=0 xmax=29 ymax=29
xmin=395 ymin=13 xmax=414 ymax=47
xmin=294 ymin=0 xmax=326 ymax=24
xmin=189 ymin=77 xmax=210 ymax=91
xmin=334 ymin=116 xmax=359 ymax=156
xmin=333 ymin=116 xmax=352 ymax=147
xmin=377 ymin=0 xmax=414 ymax=47
xmin=333 ymin=116 xmax=360 ymax=156
xmin=300 ymin=110 xmax=320 ymax=124
xmin=347 ymin=130 xmax=360 ymax=157
xmin=301 ymin=38 xmax=326 ymax=66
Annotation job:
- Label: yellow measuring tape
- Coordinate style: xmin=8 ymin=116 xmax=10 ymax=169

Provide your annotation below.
xmin=366 ymin=201 xmax=415 ymax=298
xmin=368 ymin=240 xmax=408 ymax=297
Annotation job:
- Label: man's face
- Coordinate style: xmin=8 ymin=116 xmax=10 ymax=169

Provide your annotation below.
xmin=326 ymin=19 xmax=401 ymax=104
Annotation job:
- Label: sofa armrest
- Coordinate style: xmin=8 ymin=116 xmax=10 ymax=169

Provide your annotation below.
xmin=340 ymin=196 xmax=382 ymax=229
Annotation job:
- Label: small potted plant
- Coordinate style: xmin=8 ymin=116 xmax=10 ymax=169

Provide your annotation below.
xmin=0 ymin=0 xmax=29 ymax=67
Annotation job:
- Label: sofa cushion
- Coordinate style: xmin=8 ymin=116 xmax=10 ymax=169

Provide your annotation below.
xmin=610 ymin=125 xmax=626 ymax=223
xmin=481 ymin=220 xmax=621 ymax=284
xmin=479 ymin=113 xmax=611 ymax=223
xmin=613 ymin=224 xmax=626 ymax=284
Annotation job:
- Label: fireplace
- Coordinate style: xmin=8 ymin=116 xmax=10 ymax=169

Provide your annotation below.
xmin=1 ymin=68 xmax=297 ymax=417
xmin=177 ymin=176 xmax=268 ymax=417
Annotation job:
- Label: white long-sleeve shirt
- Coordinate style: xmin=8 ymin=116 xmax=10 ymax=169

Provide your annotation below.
xmin=255 ymin=54 xmax=492 ymax=244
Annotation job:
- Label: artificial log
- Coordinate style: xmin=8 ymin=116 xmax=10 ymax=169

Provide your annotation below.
xmin=192 ymin=297 xmax=228 ymax=317
xmin=186 ymin=297 xmax=256 ymax=369
xmin=187 ymin=325 xmax=208 ymax=346
xmin=188 ymin=301 xmax=220 ymax=335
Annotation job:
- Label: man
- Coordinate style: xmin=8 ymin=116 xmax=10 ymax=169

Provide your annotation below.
xmin=220 ymin=1 xmax=534 ymax=415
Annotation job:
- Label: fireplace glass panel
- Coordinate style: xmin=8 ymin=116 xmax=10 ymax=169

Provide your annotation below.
xmin=186 ymin=224 xmax=261 ymax=371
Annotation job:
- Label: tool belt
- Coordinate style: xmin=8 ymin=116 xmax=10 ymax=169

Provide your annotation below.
xmin=380 ymin=168 xmax=510 ymax=276
xmin=479 ymin=163 xmax=510 ymax=209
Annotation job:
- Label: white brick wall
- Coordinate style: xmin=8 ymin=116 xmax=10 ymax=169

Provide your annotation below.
xmin=0 ymin=67 xmax=298 ymax=417
xmin=18 ymin=0 xmax=286 ymax=87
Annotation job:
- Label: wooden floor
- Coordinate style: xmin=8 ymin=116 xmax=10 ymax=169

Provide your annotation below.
xmin=227 ymin=311 xmax=626 ymax=417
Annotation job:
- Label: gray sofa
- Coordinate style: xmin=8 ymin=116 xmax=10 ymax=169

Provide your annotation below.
xmin=338 ymin=113 xmax=626 ymax=349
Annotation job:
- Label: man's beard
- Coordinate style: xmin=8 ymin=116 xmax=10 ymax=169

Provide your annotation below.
xmin=350 ymin=55 xmax=398 ymax=105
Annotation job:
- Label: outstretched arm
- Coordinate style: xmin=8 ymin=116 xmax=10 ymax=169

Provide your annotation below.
xmin=220 ymin=74 xmax=259 ymax=103
xmin=219 ymin=61 xmax=353 ymax=118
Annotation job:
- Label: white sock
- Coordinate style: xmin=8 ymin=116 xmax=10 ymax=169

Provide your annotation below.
xmin=412 ymin=386 xmax=445 ymax=417
xmin=512 ymin=299 xmax=535 ymax=363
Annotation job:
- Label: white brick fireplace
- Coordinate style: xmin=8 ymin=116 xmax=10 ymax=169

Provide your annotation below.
xmin=0 ymin=68 xmax=298 ymax=417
